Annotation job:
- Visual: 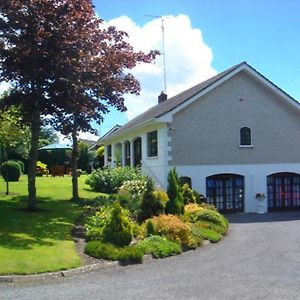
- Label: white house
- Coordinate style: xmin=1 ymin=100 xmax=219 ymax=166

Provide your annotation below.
xmin=100 ymin=62 xmax=300 ymax=213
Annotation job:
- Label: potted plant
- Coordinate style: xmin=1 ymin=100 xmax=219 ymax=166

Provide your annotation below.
xmin=255 ymin=193 xmax=266 ymax=213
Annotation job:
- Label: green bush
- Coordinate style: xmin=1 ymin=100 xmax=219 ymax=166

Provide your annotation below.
xmin=86 ymin=167 xmax=144 ymax=193
xmin=118 ymin=246 xmax=144 ymax=264
xmin=165 ymin=168 xmax=184 ymax=215
xmin=190 ymin=223 xmax=222 ymax=243
xmin=182 ymin=183 xmax=196 ymax=204
xmin=12 ymin=160 xmax=25 ymax=174
xmin=85 ymin=241 xmax=143 ymax=264
xmin=0 ymin=161 xmax=21 ymax=182
xmin=84 ymin=241 xmax=119 ymax=260
xmin=85 ymin=205 xmax=114 ymax=241
xmin=136 ymin=235 xmax=182 ymax=258
xmin=102 ymin=202 xmax=133 ymax=247
xmin=193 ymin=190 xmax=207 ymax=204
xmin=195 ymin=208 xmax=228 ymax=228
xmin=138 ymin=178 xmax=166 ymax=223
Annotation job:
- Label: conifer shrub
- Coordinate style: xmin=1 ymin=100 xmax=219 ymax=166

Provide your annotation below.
xmin=118 ymin=246 xmax=144 ymax=264
xmin=102 ymin=202 xmax=133 ymax=247
xmin=137 ymin=178 xmax=165 ymax=223
xmin=165 ymin=168 xmax=184 ymax=215
xmin=84 ymin=241 xmax=119 ymax=260
xmin=182 ymin=183 xmax=196 ymax=204
xmin=85 ymin=205 xmax=114 ymax=241
xmin=0 ymin=161 xmax=21 ymax=182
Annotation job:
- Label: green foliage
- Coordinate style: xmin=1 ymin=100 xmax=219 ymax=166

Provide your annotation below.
xmin=165 ymin=168 xmax=184 ymax=215
xmin=78 ymin=142 xmax=91 ymax=172
xmin=84 ymin=241 xmax=143 ymax=264
xmin=118 ymin=246 xmax=144 ymax=264
xmin=102 ymin=202 xmax=133 ymax=247
xmin=84 ymin=241 xmax=119 ymax=261
xmin=146 ymin=220 xmax=155 ymax=236
xmin=36 ymin=161 xmax=49 ymax=176
xmin=136 ymin=235 xmax=182 ymax=258
xmin=193 ymin=190 xmax=207 ymax=204
xmin=195 ymin=208 xmax=228 ymax=228
xmin=0 ymin=160 xmax=21 ymax=181
xmin=0 ymin=102 xmax=31 ymax=162
xmin=13 ymin=160 xmax=25 ymax=174
xmin=198 ymin=226 xmax=222 ymax=243
xmin=95 ymin=146 xmax=104 ymax=168
xmin=138 ymin=178 xmax=165 ymax=223
xmin=182 ymin=183 xmax=196 ymax=204
xmin=85 ymin=205 xmax=114 ymax=241
xmin=86 ymin=167 xmax=144 ymax=193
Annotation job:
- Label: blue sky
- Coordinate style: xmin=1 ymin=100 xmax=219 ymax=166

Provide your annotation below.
xmin=91 ymin=0 xmax=300 ymax=138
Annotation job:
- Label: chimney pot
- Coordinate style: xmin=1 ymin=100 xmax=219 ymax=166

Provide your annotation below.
xmin=158 ymin=91 xmax=167 ymax=103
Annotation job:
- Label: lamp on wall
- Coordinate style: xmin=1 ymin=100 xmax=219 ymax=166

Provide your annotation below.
xmin=168 ymin=127 xmax=175 ymax=134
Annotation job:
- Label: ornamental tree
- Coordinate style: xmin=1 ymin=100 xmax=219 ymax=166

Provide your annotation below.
xmin=0 ymin=0 xmax=158 ymax=208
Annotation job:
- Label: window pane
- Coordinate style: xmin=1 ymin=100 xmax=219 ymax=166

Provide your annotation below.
xmin=147 ymin=131 xmax=158 ymax=157
xmin=240 ymin=127 xmax=251 ymax=145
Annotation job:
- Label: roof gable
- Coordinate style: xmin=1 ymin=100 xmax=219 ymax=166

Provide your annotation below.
xmin=101 ymin=62 xmax=299 ymax=141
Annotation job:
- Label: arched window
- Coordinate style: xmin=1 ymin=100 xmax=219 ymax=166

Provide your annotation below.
xmin=240 ymin=127 xmax=251 ymax=146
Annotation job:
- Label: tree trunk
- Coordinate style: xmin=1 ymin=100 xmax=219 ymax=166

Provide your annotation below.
xmin=71 ymin=123 xmax=79 ymax=201
xmin=27 ymin=109 xmax=40 ymax=211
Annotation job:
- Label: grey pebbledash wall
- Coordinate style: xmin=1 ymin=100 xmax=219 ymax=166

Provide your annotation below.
xmin=171 ymin=71 xmax=300 ymax=166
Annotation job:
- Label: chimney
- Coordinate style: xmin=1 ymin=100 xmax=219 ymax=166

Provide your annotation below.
xmin=158 ymin=91 xmax=167 ymax=103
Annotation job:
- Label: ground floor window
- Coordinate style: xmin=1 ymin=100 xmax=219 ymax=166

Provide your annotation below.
xmin=206 ymin=174 xmax=244 ymax=212
xmin=267 ymin=172 xmax=300 ymax=210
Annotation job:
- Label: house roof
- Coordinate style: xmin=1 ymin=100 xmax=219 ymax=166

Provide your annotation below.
xmin=101 ymin=62 xmax=299 ymax=141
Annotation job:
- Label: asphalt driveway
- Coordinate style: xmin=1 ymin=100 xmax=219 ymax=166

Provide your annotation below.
xmin=2 ymin=212 xmax=300 ymax=300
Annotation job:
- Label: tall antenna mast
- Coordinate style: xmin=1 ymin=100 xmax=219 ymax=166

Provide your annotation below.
xmin=144 ymin=15 xmax=167 ymax=93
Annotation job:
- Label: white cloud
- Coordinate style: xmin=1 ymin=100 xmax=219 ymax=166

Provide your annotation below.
xmin=106 ymin=14 xmax=216 ymax=120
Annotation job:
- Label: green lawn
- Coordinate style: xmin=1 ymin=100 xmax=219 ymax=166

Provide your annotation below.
xmin=0 ymin=175 xmax=100 ymax=275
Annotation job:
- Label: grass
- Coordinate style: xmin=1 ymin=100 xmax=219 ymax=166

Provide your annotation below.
xmin=0 ymin=175 xmax=101 ymax=275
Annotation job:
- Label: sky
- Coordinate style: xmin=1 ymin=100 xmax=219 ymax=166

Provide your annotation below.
xmin=2 ymin=0 xmax=299 ymax=141
xmin=89 ymin=0 xmax=300 ymax=139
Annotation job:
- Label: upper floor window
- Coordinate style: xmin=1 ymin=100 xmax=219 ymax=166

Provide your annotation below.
xmin=240 ymin=127 xmax=251 ymax=146
xmin=147 ymin=130 xmax=158 ymax=157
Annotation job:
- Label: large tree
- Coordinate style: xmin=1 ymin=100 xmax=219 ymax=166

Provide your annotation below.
xmin=0 ymin=0 xmax=158 ymax=208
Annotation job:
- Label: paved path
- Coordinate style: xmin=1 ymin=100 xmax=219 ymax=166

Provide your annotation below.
xmin=2 ymin=212 xmax=300 ymax=300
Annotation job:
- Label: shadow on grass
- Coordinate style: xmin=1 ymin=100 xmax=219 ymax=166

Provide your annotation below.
xmin=0 ymin=196 xmax=82 ymax=250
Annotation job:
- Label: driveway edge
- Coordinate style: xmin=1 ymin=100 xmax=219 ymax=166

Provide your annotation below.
xmin=0 ymin=261 xmax=118 ymax=283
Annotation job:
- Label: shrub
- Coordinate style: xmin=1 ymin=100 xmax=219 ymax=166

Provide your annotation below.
xmin=182 ymin=203 xmax=204 ymax=223
xmin=138 ymin=178 xmax=166 ymax=223
xmin=102 ymin=202 xmax=133 ymax=247
xmin=195 ymin=208 xmax=228 ymax=228
xmin=85 ymin=205 xmax=114 ymax=241
xmin=193 ymin=190 xmax=207 ymax=204
xmin=165 ymin=168 xmax=184 ymax=215
xmin=84 ymin=241 xmax=143 ymax=264
xmin=86 ymin=167 xmax=144 ymax=193
xmin=12 ymin=160 xmax=25 ymax=174
xmin=0 ymin=161 xmax=21 ymax=182
xmin=136 ymin=235 xmax=182 ymax=258
xmin=84 ymin=241 xmax=119 ymax=260
xmin=182 ymin=183 xmax=196 ymax=204
xmin=198 ymin=227 xmax=222 ymax=243
xmin=36 ymin=161 xmax=48 ymax=176
xmin=118 ymin=246 xmax=144 ymax=264
xmin=119 ymin=179 xmax=147 ymax=198
xmin=147 ymin=214 xmax=193 ymax=248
